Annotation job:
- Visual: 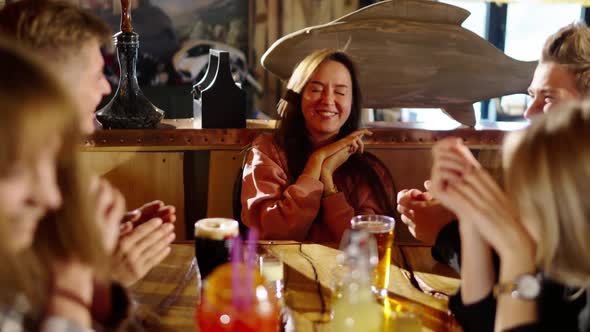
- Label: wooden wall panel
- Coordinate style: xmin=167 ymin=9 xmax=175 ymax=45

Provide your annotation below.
xmin=206 ymin=150 xmax=246 ymax=219
xmin=370 ymin=147 xmax=502 ymax=195
xmin=369 ymin=148 xmax=431 ymax=243
xmin=369 ymin=148 xmax=433 ymax=194
xmin=281 ymin=0 xmax=359 ymax=34
xmin=79 ymin=144 xmax=500 ymax=241
xmin=80 ymin=151 xmax=186 ymax=240
xmin=253 ymin=0 xmax=281 ymax=118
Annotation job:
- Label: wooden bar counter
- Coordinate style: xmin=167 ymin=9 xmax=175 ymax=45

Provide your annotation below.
xmin=81 ymin=119 xmax=520 ymax=240
xmin=84 ymin=119 xmax=518 ymax=151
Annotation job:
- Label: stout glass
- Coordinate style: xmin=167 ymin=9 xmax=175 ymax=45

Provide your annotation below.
xmin=194 ymin=218 xmax=239 ymax=281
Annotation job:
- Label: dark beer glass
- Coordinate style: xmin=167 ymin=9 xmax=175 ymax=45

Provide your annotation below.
xmin=194 ymin=218 xmax=239 ymax=280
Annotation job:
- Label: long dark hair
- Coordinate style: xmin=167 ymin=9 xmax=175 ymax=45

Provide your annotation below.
xmin=275 ymin=49 xmax=395 ymax=216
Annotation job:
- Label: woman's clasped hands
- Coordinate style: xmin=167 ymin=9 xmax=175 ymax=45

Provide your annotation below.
xmin=302 ymin=129 xmax=373 ymax=194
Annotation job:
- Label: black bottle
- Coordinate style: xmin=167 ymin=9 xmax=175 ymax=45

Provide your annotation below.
xmin=96 ymin=0 xmax=164 ymax=129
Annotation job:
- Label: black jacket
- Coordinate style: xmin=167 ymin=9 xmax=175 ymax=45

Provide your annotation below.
xmin=434 ymin=221 xmax=589 ymax=332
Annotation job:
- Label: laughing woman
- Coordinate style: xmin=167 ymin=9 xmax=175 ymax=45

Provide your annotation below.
xmin=241 ymin=49 xmax=395 ymax=243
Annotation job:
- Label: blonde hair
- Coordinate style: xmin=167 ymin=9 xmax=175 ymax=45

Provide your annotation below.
xmin=504 ymin=100 xmax=590 ymax=287
xmin=0 ymin=37 xmax=108 ymax=308
xmin=541 ymin=22 xmax=590 ymax=95
xmin=0 ymin=0 xmax=111 ymax=63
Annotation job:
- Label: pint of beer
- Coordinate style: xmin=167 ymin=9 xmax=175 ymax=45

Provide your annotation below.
xmin=194 ymin=218 xmax=239 ymax=280
xmin=350 ymin=215 xmax=395 ymax=294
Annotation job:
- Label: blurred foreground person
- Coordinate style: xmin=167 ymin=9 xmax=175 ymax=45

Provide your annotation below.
xmin=0 ymin=38 xmax=128 ymax=332
xmin=430 ymin=102 xmax=590 ymax=332
xmin=397 ymin=23 xmax=590 ymax=271
xmin=0 ymin=0 xmax=177 ymax=286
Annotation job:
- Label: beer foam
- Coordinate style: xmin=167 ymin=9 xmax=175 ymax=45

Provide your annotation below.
xmin=194 ymin=218 xmax=239 ymax=240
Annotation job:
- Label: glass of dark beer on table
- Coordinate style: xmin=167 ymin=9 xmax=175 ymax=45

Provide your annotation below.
xmin=194 ymin=218 xmax=239 ymax=281
xmin=351 ymin=215 xmax=395 ymax=295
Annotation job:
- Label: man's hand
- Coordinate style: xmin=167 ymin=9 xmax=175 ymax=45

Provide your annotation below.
xmin=111 ymin=201 xmax=177 ymax=286
xmin=111 ymin=218 xmax=175 ymax=286
xmin=119 ymin=200 xmax=176 ymax=235
xmin=396 ymin=181 xmax=456 ymax=246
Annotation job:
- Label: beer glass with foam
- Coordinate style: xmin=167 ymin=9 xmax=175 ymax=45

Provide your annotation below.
xmin=194 ymin=218 xmax=239 ymax=280
xmin=350 ymin=215 xmax=395 ymax=295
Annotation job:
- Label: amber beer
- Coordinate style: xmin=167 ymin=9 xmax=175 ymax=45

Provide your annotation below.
xmin=194 ymin=218 xmax=239 ymax=280
xmin=351 ymin=215 xmax=395 ymax=293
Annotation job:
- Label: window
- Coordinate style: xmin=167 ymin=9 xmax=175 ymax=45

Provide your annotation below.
xmin=499 ymin=3 xmax=582 ymax=118
xmin=442 ymin=0 xmax=487 ymax=37
xmin=505 ymin=3 xmax=582 ymax=62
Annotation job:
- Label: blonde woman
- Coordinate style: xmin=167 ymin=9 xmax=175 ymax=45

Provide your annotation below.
xmin=0 ymin=0 xmax=177 ymax=287
xmin=0 ymin=39 xmax=126 ymax=331
xmin=430 ymin=102 xmax=590 ymax=331
xmin=241 ymin=49 xmax=395 ymax=243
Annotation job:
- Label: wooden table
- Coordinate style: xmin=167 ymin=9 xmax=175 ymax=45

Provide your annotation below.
xmin=128 ymin=241 xmax=462 ymax=332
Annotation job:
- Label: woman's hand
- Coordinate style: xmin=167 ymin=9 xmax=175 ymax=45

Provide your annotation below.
xmin=430 ymin=138 xmax=478 ymax=204
xmin=302 ymin=129 xmax=371 ymax=185
xmin=448 ymin=165 xmax=538 ymax=331
xmin=302 ymin=129 xmax=372 ymax=180
xmin=319 ymin=144 xmax=352 ymax=194
xmin=431 ymin=138 xmax=538 ymax=331
xmin=319 ymin=130 xmax=371 ymax=195
xmin=430 ymin=138 xmax=535 ymax=260
xmin=321 ymin=132 xmax=366 ymax=175
xmin=448 ymin=167 xmax=535 ymax=261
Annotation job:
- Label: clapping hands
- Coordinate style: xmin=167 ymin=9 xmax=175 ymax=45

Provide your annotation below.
xmin=112 ymin=200 xmax=177 ymax=286
xmin=429 ymin=138 xmax=534 ymax=260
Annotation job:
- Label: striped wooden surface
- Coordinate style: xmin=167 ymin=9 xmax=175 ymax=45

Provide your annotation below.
xmin=127 ymin=242 xmax=462 ymax=331
xmin=84 ymin=119 xmax=512 ymax=151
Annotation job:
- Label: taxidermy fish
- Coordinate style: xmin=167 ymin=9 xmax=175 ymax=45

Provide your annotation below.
xmin=261 ymin=0 xmax=536 ymax=126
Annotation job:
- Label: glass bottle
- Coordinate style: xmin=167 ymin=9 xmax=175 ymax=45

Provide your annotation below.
xmin=330 ymin=229 xmax=382 ymax=332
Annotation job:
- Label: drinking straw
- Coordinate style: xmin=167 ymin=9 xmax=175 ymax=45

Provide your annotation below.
xmin=231 ymin=237 xmax=242 ymax=309
xmin=244 ymin=228 xmax=259 ymax=309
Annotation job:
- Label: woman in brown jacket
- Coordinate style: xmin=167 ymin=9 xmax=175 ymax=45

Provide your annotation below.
xmin=241 ymin=49 xmax=396 ymax=243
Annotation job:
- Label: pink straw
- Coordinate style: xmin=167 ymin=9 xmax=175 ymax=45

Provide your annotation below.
xmin=231 ymin=237 xmax=242 ymax=309
xmin=244 ymin=228 xmax=259 ymax=309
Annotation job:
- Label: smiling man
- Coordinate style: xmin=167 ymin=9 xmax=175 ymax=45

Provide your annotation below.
xmin=0 ymin=0 xmax=177 ymax=286
xmin=525 ymin=23 xmax=590 ymax=118
xmin=396 ymin=22 xmax=590 ymax=265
